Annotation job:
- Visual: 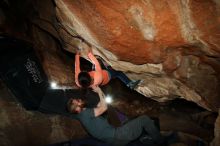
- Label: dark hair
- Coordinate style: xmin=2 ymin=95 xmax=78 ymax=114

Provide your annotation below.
xmin=67 ymin=98 xmax=86 ymax=114
xmin=66 ymin=88 xmax=98 ymax=113
xmin=78 ymin=71 xmax=92 ymax=88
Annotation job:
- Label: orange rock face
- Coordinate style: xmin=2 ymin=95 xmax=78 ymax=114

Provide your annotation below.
xmin=56 ymin=0 xmax=219 ymax=63
xmin=54 ymin=0 xmax=220 ymax=111
xmin=0 ymin=0 xmax=219 ymax=145
xmin=2 ymin=0 xmax=219 ymax=111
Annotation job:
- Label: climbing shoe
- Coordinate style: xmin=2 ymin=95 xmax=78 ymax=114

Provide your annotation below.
xmin=127 ymin=80 xmax=141 ymax=90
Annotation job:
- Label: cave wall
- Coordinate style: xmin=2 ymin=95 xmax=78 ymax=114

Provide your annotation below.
xmin=0 ymin=0 xmax=220 ymax=145
xmin=53 ymin=0 xmax=220 ymax=111
xmin=211 ymin=109 xmax=220 ymax=146
xmin=0 ymin=83 xmax=87 ymax=146
xmin=0 ymin=0 xmax=219 ymax=111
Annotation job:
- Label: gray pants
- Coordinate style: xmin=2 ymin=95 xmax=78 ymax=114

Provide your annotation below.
xmin=113 ymin=115 xmax=162 ymax=146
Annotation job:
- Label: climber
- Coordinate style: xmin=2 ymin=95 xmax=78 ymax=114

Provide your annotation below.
xmin=75 ymin=41 xmax=141 ymax=89
xmin=67 ymin=86 xmax=164 ymax=146
xmin=66 ymin=88 xmax=128 ymax=127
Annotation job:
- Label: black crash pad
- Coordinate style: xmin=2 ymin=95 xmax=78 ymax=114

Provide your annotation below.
xmin=0 ymin=35 xmax=48 ymax=110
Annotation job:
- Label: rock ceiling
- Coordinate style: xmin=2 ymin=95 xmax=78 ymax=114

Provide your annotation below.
xmin=0 ymin=0 xmax=220 ymax=146
xmin=1 ymin=0 xmax=220 ymax=111
xmin=54 ymin=0 xmax=220 ymax=111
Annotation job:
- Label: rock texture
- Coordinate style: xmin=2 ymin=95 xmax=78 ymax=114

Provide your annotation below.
xmin=211 ymin=109 xmax=220 ymax=146
xmin=0 ymin=83 xmax=87 ymax=146
xmin=1 ymin=0 xmax=219 ymax=111
xmin=0 ymin=0 xmax=219 ymax=145
xmin=54 ymin=0 xmax=220 ymax=111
